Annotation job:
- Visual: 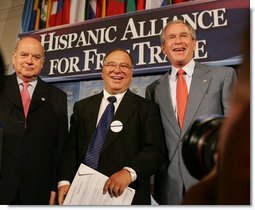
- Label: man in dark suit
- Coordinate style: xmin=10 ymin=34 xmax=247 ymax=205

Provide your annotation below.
xmin=0 ymin=37 xmax=68 ymax=204
xmin=0 ymin=49 xmax=4 ymax=176
xmin=145 ymin=20 xmax=237 ymax=204
xmin=0 ymin=49 xmax=4 ymax=91
xmin=58 ymin=48 xmax=167 ymax=205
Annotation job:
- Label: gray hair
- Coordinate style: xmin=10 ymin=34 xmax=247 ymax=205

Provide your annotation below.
xmin=160 ymin=19 xmax=196 ymax=45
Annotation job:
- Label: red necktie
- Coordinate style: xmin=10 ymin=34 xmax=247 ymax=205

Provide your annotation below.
xmin=21 ymin=82 xmax=31 ymax=118
xmin=176 ymin=69 xmax=188 ymax=129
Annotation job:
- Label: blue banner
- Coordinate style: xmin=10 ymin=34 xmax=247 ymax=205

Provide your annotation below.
xmin=20 ymin=0 xmax=249 ymax=82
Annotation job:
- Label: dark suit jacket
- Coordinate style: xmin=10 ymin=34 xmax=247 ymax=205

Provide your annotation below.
xmin=146 ymin=62 xmax=237 ymax=204
xmin=0 ymin=73 xmax=68 ymax=204
xmin=0 ymin=127 xmax=3 ymax=175
xmin=59 ymin=89 xmax=167 ymax=205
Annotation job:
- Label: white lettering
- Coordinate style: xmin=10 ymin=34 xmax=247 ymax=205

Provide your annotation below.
xmin=194 ymin=40 xmax=208 ymax=59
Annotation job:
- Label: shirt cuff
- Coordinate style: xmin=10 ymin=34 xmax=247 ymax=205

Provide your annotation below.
xmin=123 ymin=167 xmax=137 ymax=182
xmin=58 ymin=180 xmax=70 ymax=188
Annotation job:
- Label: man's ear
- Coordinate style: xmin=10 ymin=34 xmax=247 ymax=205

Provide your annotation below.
xmin=161 ymin=44 xmax=168 ymax=56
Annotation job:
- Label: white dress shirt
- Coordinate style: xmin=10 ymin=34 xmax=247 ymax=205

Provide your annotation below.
xmin=17 ymin=77 xmax=37 ymax=97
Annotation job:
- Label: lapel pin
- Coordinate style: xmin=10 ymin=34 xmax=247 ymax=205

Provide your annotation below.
xmin=110 ymin=120 xmax=123 ymax=133
xmin=41 ymin=97 xmax=46 ymax=101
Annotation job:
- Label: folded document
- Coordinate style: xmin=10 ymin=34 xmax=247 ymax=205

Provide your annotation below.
xmin=63 ymin=163 xmax=135 ymax=205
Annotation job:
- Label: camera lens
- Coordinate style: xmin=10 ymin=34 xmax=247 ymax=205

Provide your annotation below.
xmin=182 ymin=115 xmax=224 ymax=180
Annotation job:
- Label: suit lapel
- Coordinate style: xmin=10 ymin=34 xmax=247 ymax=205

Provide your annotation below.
xmin=4 ymin=75 xmax=50 ymax=118
xmin=5 ymin=74 xmax=23 ymax=112
xmin=101 ymin=90 xmax=135 ymax=151
xmin=78 ymin=92 xmax=103 ymax=158
xmin=183 ymin=62 xmax=211 ymax=133
xmin=86 ymin=93 xmax=103 ymax=143
xmin=28 ymin=78 xmax=48 ymax=115
xmin=156 ymin=72 xmax=180 ymax=134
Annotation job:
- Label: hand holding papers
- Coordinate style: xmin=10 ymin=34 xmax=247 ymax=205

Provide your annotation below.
xmin=63 ymin=164 xmax=135 ymax=205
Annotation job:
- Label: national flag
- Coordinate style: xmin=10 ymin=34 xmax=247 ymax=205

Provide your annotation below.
xmin=54 ymin=0 xmax=64 ymax=26
xmin=49 ymin=0 xmax=67 ymax=26
xmin=145 ymin=0 xmax=168 ymax=9
xmin=34 ymin=1 xmax=41 ymax=30
xmin=46 ymin=0 xmax=53 ymax=27
xmin=85 ymin=0 xmax=89 ymax=20
xmin=21 ymin=0 xmax=34 ymax=32
xmin=126 ymin=0 xmax=136 ymax=13
xmin=106 ymin=0 xmax=125 ymax=16
xmin=88 ymin=0 xmax=97 ymax=19
xmin=101 ymin=0 xmax=106 ymax=17
xmin=173 ymin=0 xmax=189 ymax=4
xmin=49 ymin=0 xmax=58 ymax=26
xmin=40 ymin=0 xmax=48 ymax=29
xmin=70 ymin=0 xmax=86 ymax=23
xmin=97 ymin=0 xmax=106 ymax=17
xmin=96 ymin=0 xmax=102 ymax=18
xmin=62 ymin=0 xmax=71 ymax=24
xmin=126 ymin=0 xmax=136 ymax=12
xmin=28 ymin=0 xmax=40 ymax=31
xmin=136 ymin=0 xmax=145 ymax=11
xmin=161 ymin=0 xmax=168 ymax=6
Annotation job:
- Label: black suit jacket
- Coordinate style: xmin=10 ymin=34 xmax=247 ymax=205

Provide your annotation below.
xmin=0 ymin=73 xmax=68 ymax=204
xmin=59 ymin=89 xmax=167 ymax=204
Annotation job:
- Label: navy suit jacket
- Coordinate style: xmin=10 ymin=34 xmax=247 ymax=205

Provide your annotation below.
xmin=59 ymin=89 xmax=168 ymax=204
xmin=0 ymin=73 xmax=68 ymax=204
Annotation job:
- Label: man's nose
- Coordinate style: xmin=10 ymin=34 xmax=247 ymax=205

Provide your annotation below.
xmin=26 ymin=54 xmax=33 ymax=63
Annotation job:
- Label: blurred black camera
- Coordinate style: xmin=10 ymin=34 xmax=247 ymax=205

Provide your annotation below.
xmin=182 ymin=115 xmax=225 ymax=180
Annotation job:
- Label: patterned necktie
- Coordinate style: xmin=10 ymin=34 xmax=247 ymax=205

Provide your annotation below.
xmin=21 ymin=82 xmax=31 ymax=118
xmin=84 ymin=96 xmax=116 ymax=169
xmin=176 ymin=69 xmax=188 ymax=129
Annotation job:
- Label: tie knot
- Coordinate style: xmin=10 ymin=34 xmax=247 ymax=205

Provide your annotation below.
xmin=177 ymin=69 xmax=186 ymax=76
xmin=22 ymin=82 xmax=29 ymax=89
xmin=107 ymin=96 xmax=116 ymax=104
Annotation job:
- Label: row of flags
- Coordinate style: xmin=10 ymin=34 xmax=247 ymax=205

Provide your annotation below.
xmin=21 ymin=0 xmax=193 ymax=33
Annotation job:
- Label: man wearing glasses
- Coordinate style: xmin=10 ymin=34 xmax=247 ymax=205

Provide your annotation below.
xmin=58 ymin=48 xmax=167 ymax=205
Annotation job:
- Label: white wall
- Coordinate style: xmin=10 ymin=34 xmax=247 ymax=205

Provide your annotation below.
xmin=0 ymin=0 xmax=24 ymax=73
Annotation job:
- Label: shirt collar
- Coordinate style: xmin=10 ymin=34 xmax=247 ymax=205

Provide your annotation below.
xmin=103 ymin=89 xmax=126 ymax=103
xmin=171 ymin=59 xmax=195 ymax=77
xmin=17 ymin=77 xmax=38 ymax=88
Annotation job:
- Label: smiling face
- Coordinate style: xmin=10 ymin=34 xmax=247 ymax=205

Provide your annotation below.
xmin=161 ymin=22 xmax=196 ymax=68
xmin=12 ymin=37 xmax=45 ymax=82
xmin=101 ymin=49 xmax=133 ymax=95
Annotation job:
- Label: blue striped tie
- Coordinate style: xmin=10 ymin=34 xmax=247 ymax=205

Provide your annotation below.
xmin=84 ymin=96 xmax=116 ymax=169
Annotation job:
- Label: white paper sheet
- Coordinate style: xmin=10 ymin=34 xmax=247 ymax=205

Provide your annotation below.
xmin=63 ymin=163 xmax=135 ymax=205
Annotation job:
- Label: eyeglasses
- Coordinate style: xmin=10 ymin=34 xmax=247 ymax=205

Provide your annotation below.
xmin=103 ymin=62 xmax=132 ymax=72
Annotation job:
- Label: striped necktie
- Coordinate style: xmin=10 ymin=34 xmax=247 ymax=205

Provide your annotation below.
xmin=84 ymin=96 xmax=116 ymax=169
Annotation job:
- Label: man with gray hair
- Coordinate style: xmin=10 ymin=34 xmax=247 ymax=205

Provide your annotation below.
xmin=146 ymin=19 xmax=237 ymax=204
